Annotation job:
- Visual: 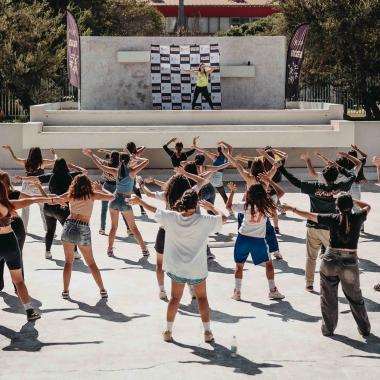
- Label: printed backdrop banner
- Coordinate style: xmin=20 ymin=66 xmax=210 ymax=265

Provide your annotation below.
xmin=285 ymin=23 xmax=310 ymax=100
xmin=67 ymin=11 xmax=81 ymax=88
xmin=150 ymin=44 xmax=221 ymax=110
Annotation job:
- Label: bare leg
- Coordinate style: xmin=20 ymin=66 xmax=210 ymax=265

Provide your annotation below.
xmin=167 ymin=281 xmax=185 ymax=322
xmin=108 ymin=208 xmax=119 ymax=252
xmin=235 ymin=263 xmax=244 ymax=280
xmin=373 ymin=156 xmax=380 ymax=185
xmin=193 ymin=281 xmax=210 ymax=322
xmin=122 ymin=210 xmax=147 ymax=251
xmin=265 ymin=259 xmax=275 ymax=281
xmin=63 ymin=242 xmax=75 ymax=292
xmin=9 ymin=269 xmax=30 ymax=304
xmin=272 ymin=210 xmax=279 ymax=229
xmin=156 ymin=253 xmax=164 ymax=288
xmin=79 ymin=245 xmax=105 ymax=290
xmin=216 ymin=186 xmax=228 ymax=204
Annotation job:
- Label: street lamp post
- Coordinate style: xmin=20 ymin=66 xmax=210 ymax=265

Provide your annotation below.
xmin=178 ymin=0 xmax=185 ymax=31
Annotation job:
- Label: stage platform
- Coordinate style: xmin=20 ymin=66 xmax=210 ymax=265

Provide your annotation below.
xmin=23 ymin=101 xmax=356 ymax=150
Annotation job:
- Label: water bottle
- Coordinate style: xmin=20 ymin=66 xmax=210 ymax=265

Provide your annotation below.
xmin=231 ymin=335 xmax=238 ymax=357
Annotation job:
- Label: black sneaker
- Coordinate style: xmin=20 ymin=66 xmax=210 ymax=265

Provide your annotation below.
xmin=26 ymin=309 xmax=41 ymax=322
xmin=358 ymin=326 xmax=370 ymax=337
xmin=274 ymin=227 xmax=280 ymax=235
xmin=306 ymin=285 xmax=314 ymax=292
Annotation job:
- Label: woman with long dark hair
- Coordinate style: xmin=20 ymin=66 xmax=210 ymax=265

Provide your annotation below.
xmin=16 ymin=158 xmax=86 ymax=259
xmin=129 ymin=189 xmax=227 ymax=343
xmin=59 ymin=174 xmax=114 ymax=300
xmin=139 ymin=174 xmax=191 ymax=300
xmin=0 ymin=180 xmax=64 ymax=321
xmin=163 ymin=137 xmax=196 ymax=168
xmin=2 ymin=145 xmax=57 ymax=231
xmin=181 ymin=64 xmax=215 ymax=110
xmin=283 ymin=193 xmax=371 ymax=337
xmin=83 ymin=149 xmax=150 ymax=257
xmin=227 ymin=178 xmax=285 ymax=301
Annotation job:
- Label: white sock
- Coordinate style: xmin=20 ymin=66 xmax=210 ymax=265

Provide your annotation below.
xmin=166 ymin=322 xmax=173 ymax=332
xmin=159 ymin=285 xmax=165 ymax=292
xmin=235 ymin=279 xmax=242 ymax=291
xmin=268 ymin=279 xmax=276 ymax=291
xmin=23 ymin=302 xmax=32 ymax=311
xmin=203 ymin=322 xmax=211 ymax=332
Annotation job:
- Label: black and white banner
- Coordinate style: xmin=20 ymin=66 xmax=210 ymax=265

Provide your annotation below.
xmin=150 ymin=44 xmax=222 ymax=110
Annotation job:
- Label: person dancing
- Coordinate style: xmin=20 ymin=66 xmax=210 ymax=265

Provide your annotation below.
xmin=83 ymin=149 xmax=149 ymax=257
xmin=163 ymin=137 xmax=196 ymax=167
xmin=2 ymin=145 xmax=57 ymax=232
xmin=129 ymin=189 xmax=227 ymax=343
xmin=227 ymin=178 xmax=285 ymax=301
xmin=181 ymin=64 xmax=215 ymax=110
xmin=139 ymin=175 xmax=191 ymax=300
xmin=58 ymin=175 xmax=114 ymax=300
xmin=283 ymin=193 xmax=371 ymax=337
xmin=0 ymin=180 xmax=65 ymax=321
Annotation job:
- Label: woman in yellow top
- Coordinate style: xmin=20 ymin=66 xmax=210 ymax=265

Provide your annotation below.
xmin=182 ymin=64 xmax=215 ymax=110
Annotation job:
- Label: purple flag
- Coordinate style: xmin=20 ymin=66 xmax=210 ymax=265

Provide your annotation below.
xmin=285 ymin=23 xmax=310 ymax=100
xmin=67 ymin=11 xmax=81 ymax=88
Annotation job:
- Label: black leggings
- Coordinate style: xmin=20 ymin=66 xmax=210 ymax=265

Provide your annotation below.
xmin=216 ymin=185 xmax=228 ymax=204
xmin=192 ymin=86 xmax=214 ymax=110
xmin=133 ymin=184 xmax=144 ymax=213
xmin=44 ymin=204 xmax=70 ymax=251
xmin=0 ymin=219 xmax=25 ymax=291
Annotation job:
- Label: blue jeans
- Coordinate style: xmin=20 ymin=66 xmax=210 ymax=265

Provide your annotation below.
xmin=101 ymin=182 xmax=129 ymax=230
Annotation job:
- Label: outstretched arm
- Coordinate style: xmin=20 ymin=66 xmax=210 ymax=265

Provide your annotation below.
xmin=130 ymin=158 xmax=149 ymax=177
xmin=82 ymin=149 xmax=118 ymax=177
xmin=175 ymin=166 xmax=208 ymax=189
xmin=11 ymin=196 xmax=66 ymax=210
xmin=128 ymin=195 xmax=157 ymax=214
xmin=199 ymin=200 xmax=228 ymax=223
xmin=226 ymin=182 xmax=237 ymax=211
xmin=353 ymin=199 xmax=371 ymax=214
xmin=193 ymin=146 xmax=217 ymax=161
xmin=278 ymin=165 xmax=302 ymax=189
xmin=2 ymin=145 xmax=25 ymax=166
xmin=282 ymin=204 xmax=318 ymax=223
xmin=222 ymin=147 xmax=253 ymax=184
xmin=351 ymin=144 xmax=368 ymax=159
xmin=203 ymin=161 xmax=230 ymax=173
xmin=338 ymin=151 xmax=363 ymax=175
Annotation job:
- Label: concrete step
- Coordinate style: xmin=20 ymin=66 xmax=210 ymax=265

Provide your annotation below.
xmin=42 ymin=124 xmax=333 ymax=133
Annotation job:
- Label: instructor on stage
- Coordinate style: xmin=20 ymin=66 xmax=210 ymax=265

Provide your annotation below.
xmin=181 ymin=64 xmax=215 ymax=110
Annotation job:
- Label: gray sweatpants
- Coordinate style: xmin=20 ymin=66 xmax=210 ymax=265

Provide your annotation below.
xmin=320 ymin=248 xmax=370 ymax=336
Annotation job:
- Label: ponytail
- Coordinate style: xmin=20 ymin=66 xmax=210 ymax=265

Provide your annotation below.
xmin=336 ymin=192 xmax=354 ymax=243
xmin=174 ymin=189 xmax=198 ymax=212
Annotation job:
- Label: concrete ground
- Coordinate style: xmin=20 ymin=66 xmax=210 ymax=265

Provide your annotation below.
xmin=0 ymin=183 xmax=379 ymax=380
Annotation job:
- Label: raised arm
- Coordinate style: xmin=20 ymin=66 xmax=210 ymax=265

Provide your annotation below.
xmin=217 ymin=141 xmax=232 ymax=154
xmin=193 ymin=144 xmax=217 ymax=161
xmin=139 ymin=180 xmax=157 ymax=199
xmin=300 ymin=152 xmax=318 ymax=179
xmin=314 ymin=152 xmax=330 ymax=165
xmin=338 ymin=151 xmax=363 ymax=175
xmin=82 ymin=149 xmax=118 ymax=177
xmin=351 ymin=144 xmax=368 ymax=159
xmin=259 ymin=173 xmax=285 ymax=199
xmin=11 ymin=196 xmax=66 ymax=210
xmin=92 ymin=182 xmax=115 ymax=201
xmin=222 ymin=147 xmax=253 ymax=184
xmin=2 ymin=145 xmax=25 ymax=166
xmin=226 ymin=182 xmax=237 ymax=211
xmin=130 ymin=158 xmax=149 ymax=177
xmin=278 ymin=165 xmax=302 ymax=189
xmin=282 ymin=204 xmax=318 ymax=223
xmin=199 ymin=200 xmax=228 ymax=223
xmin=68 ymin=162 xmax=87 ymax=174
xmin=353 ymin=199 xmax=371 ymax=214
xmin=175 ymin=166 xmax=208 ymax=189
xmin=203 ymin=161 xmax=230 ymax=173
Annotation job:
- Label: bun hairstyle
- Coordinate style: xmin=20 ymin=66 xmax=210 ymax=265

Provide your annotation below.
xmin=174 ymin=189 xmax=198 ymax=212
xmin=68 ymin=174 xmax=94 ymax=200
xmin=118 ymin=153 xmax=131 ymax=180
xmin=165 ymin=175 xmax=191 ymax=209
xmin=126 ymin=142 xmax=137 ymax=155
xmin=195 ymin=154 xmax=205 ymax=166
xmin=109 ymin=151 xmax=120 ymax=168
xmin=336 ymin=192 xmax=354 ymax=243
xmin=250 ymin=158 xmax=265 ymax=178
xmin=245 ymin=183 xmax=275 ymax=218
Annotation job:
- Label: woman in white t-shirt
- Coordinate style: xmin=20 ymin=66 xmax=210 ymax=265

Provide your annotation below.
xmin=226 ymin=179 xmax=285 ymax=302
xmin=139 ymin=175 xmax=191 ymax=300
xmin=129 ymin=189 xmax=227 ymax=343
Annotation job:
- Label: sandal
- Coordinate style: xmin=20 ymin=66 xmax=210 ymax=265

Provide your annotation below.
xmin=62 ymin=290 xmax=70 ymax=300
xmin=142 ymin=249 xmax=150 ymax=257
xmin=100 ymin=289 xmax=108 ymax=299
xmin=107 ymin=248 xmax=114 ymax=257
xmin=26 ymin=309 xmax=41 ymax=322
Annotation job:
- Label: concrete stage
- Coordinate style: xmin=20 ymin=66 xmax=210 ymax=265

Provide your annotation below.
xmin=0 ymin=184 xmax=379 ymax=379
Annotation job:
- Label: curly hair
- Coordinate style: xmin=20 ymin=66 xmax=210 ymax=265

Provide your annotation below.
xmin=174 ymin=189 xmax=198 ymax=212
xmin=165 ymin=175 xmax=191 ymax=210
xmin=245 ymin=184 xmax=275 ymax=218
xmin=68 ymin=174 xmax=94 ymax=200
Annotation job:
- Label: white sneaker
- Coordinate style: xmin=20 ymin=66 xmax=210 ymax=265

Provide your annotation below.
xmin=74 ymin=251 xmax=81 ymax=260
xmin=159 ymin=289 xmax=168 ymax=300
xmin=269 ymin=288 xmax=285 ymax=300
xmin=99 ymin=229 xmax=106 ymax=235
xmin=45 ymin=251 xmax=52 ymax=259
xmin=273 ymin=251 xmax=283 ymax=260
xmin=232 ymin=289 xmax=241 ymax=301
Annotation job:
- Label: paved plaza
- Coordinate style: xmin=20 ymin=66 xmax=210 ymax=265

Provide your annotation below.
xmin=0 ymin=183 xmax=379 ymax=380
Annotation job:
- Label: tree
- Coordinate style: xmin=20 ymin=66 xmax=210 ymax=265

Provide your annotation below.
xmin=217 ymin=1 xmax=380 ymax=120
xmin=0 ymin=0 xmax=65 ymax=110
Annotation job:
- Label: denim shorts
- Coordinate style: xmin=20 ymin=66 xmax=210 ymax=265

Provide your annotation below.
xmin=109 ymin=193 xmax=132 ymax=212
xmin=167 ymin=272 xmax=206 ymax=286
xmin=61 ymin=220 xmax=91 ymax=246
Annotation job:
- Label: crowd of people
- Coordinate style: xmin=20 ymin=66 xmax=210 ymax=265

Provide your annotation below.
xmin=0 ymin=139 xmax=379 ymax=342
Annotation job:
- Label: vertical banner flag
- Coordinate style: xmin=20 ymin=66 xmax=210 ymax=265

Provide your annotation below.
xmin=150 ymin=44 xmax=221 ymax=110
xmin=285 ymin=23 xmax=310 ymax=100
xmin=67 ymin=11 xmax=81 ymax=88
